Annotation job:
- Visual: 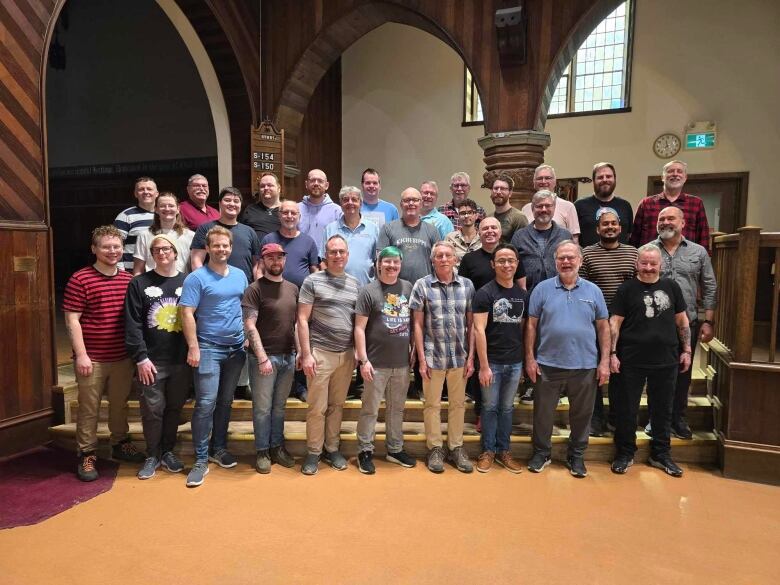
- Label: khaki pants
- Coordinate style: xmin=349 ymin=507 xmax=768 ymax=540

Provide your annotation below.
xmin=75 ymin=358 xmax=134 ymax=453
xmin=423 ymin=367 xmax=466 ymax=450
xmin=305 ymin=348 xmax=355 ymax=455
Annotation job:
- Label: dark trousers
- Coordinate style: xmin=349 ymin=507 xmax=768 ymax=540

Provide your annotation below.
xmin=592 ymin=372 xmax=622 ymax=428
xmin=467 ymin=365 xmax=482 ymax=416
xmin=615 ymin=364 xmax=677 ymax=460
xmin=673 ymin=320 xmax=702 ymax=419
xmin=138 ymin=363 xmax=191 ymax=457
xmin=532 ymin=365 xmax=597 ymax=459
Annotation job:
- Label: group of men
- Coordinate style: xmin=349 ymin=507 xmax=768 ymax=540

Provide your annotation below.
xmin=64 ymin=158 xmax=716 ymax=486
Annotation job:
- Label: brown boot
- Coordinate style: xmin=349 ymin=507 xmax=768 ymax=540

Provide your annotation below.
xmin=496 ymin=451 xmax=523 ymax=474
xmin=476 ymin=451 xmax=494 ymax=473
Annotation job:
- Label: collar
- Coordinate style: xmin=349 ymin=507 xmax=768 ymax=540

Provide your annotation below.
xmin=431 ymin=271 xmax=462 ymax=286
xmin=554 ymin=275 xmax=581 ymax=290
xmin=339 ymin=215 xmax=366 ymax=230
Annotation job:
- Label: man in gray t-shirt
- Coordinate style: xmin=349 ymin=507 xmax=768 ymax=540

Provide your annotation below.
xmin=354 ymin=246 xmax=416 ymax=474
xmin=377 ymin=187 xmax=440 ymax=285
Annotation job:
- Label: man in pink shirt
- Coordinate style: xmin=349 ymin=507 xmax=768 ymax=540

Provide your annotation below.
xmin=179 ymin=174 xmax=220 ymax=231
xmin=520 ymin=165 xmax=581 ymax=243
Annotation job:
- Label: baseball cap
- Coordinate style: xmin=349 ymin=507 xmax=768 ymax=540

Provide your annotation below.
xmin=261 ymin=243 xmax=286 ymax=257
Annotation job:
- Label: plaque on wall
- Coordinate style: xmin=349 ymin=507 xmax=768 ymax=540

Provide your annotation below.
xmin=250 ymin=120 xmax=285 ymax=196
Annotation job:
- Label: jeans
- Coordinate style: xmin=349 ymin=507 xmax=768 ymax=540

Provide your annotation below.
xmin=138 ymin=363 xmax=191 ymax=457
xmin=248 ymin=352 xmax=295 ymax=451
xmin=480 ymin=362 xmax=523 ymax=453
xmin=191 ymin=340 xmax=245 ymax=462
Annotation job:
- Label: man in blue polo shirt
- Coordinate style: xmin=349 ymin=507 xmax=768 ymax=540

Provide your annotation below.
xmin=525 ymin=240 xmax=610 ymax=478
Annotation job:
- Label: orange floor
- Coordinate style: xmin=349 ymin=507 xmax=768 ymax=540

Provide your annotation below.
xmin=1 ymin=458 xmax=778 ymax=584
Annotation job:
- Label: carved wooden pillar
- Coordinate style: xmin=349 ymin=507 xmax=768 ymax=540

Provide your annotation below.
xmin=478 ymin=130 xmax=551 ymax=208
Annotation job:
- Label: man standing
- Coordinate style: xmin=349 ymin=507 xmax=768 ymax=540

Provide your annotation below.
xmin=525 ymin=241 xmax=610 ymax=477
xmin=630 ymin=160 xmax=711 ymax=252
xmin=114 ymin=176 xmax=158 ymax=271
xmin=179 ymin=174 xmax=219 ymax=231
xmin=242 ymin=243 xmax=299 ymax=473
xmin=63 ymin=226 xmax=145 ymax=482
xmin=490 ymin=175 xmax=527 ymax=241
xmin=360 ymin=168 xmax=399 ymax=228
xmin=124 ymin=234 xmax=189 ymax=480
xmin=240 ymin=172 xmax=282 ymax=243
xmin=191 ymin=187 xmax=261 ymax=284
xmin=410 ymin=241 xmax=476 ymax=474
xmin=650 ymin=206 xmax=717 ymax=438
xmin=520 ymin=165 xmax=580 ymax=242
xmin=438 ymin=171 xmax=486 ymax=229
xmin=298 ymin=168 xmax=343 ymax=247
xmin=354 ymin=246 xmax=417 ymax=474
xmin=575 ymin=163 xmax=634 ymax=247
xmin=298 ymin=235 xmax=361 ymax=475
xmin=322 ymin=186 xmax=379 ymax=286
xmin=444 ymin=198 xmax=482 ymax=266
xmin=609 ymin=244 xmax=691 ymax=477
xmin=261 ymin=201 xmax=320 ymax=289
xmin=377 ymin=187 xmax=440 ymax=285
xmin=473 ymin=243 xmax=528 ymax=474
xmin=181 ymin=226 xmax=248 ymax=487
xmin=579 ymin=207 xmax=638 ymax=435
xmin=420 ymin=180 xmax=455 ymax=239
xmin=511 ymin=190 xmax=573 ymax=292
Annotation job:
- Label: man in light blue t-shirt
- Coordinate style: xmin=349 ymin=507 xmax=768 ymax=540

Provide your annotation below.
xmin=181 ymin=225 xmax=247 ymax=487
xmin=360 ymin=168 xmax=399 ymax=228
xmin=525 ymin=240 xmax=610 ymax=479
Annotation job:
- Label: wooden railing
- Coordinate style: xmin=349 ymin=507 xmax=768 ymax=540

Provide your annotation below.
xmin=711 ymin=227 xmax=780 ymax=363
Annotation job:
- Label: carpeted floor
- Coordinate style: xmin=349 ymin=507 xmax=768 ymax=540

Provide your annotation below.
xmin=0 ymin=446 xmax=118 ymax=530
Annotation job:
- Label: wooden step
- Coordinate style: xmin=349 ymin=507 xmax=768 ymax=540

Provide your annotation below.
xmin=49 ymin=420 xmax=717 ymax=464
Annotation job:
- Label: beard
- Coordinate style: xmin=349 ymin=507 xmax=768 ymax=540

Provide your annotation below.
xmin=658 ymin=228 xmax=677 ymax=240
xmin=265 ymin=266 xmax=284 ymax=276
xmin=595 ymin=183 xmax=615 ymax=199
xmin=600 ymin=233 xmax=619 ymax=243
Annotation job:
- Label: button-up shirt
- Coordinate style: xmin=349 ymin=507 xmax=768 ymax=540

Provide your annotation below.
xmin=321 ymin=216 xmax=379 ymax=286
xmin=438 ymin=200 xmax=487 ymax=230
xmin=444 ymin=230 xmax=482 ymax=266
xmin=410 ymin=273 xmax=475 ymax=370
xmin=652 ymin=237 xmax=717 ymax=323
xmin=421 ymin=209 xmax=455 ymax=239
xmin=631 ymin=192 xmax=711 ymax=252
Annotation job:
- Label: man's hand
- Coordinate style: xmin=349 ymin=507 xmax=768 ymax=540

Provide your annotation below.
xmin=301 ymin=354 xmax=317 ymax=377
xmin=137 ymin=360 xmax=157 ymax=385
xmin=464 ymin=356 xmax=475 ymax=379
xmin=360 ymin=361 xmax=375 ymax=382
xmin=525 ymin=357 xmax=541 ymax=384
xmin=679 ymin=351 xmax=691 ymax=373
xmin=75 ymin=354 xmax=93 ymax=377
xmin=418 ymin=358 xmax=431 ymax=381
xmin=187 ymin=346 xmax=200 ymax=368
xmin=597 ymin=360 xmax=610 ymax=385
xmin=700 ymin=322 xmax=715 ymax=343
xmin=479 ymin=366 xmax=493 ymax=388
xmin=609 ymin=354 xmax=621 ymax=374
xmin=259 ymin=358 xmax=273 ymax=376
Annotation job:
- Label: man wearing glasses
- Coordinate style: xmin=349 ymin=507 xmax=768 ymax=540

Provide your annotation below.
xmin=444 ymin=198 xmax=483 ymax=267
xmin=438 ymin=171 xmax=486 ymax=229
xmin=490 ymin=175 xmax=527 ymax=242
xmin=520 ymin=165 xmax=581 ymax=243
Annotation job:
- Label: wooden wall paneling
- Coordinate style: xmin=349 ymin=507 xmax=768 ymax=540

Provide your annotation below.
xmin=727 ymin=367 xmax=780 ymax=446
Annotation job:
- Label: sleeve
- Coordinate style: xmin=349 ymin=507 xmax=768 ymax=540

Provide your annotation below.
xmin=699 ymin=250 xmax=717 ymax=310
xmin=695 ymin=200 xmax=712 ymax=252
xmin=439 ymin=216 xmax=455 ymax=238
xmin=427 ymin=223 xmax=439 ymax=246
xmin=611 ymin=281 xmax=628 ymax=317
xmin=408 ymin=279 xmax=425 ymax=311
xmin=389 ymin=204 xmax=399 ymax=222
xmin=355 ymin=286 xmax=374 ymax=316
xmin=124 ymin=279 xmax=148 ymax=362
xmin=629 ymin=201 xmax=644 ymax=248
xmin=62 ymin=273 xmax=87 ymax=313
xmin=377 ymin=224 xmax=390 ymax=252
xmin=260 ymin=233 xmax=273 ymax=246
xmin=241 ymin=282 xmax=260 ymax=312
xmin=578 ymin=251 xmax=590 ymax=279
xmin=464 ymin=280 xmax=474 ymax=312
xmin=134 ymin=230 xmax=151 ymax=262
xmin=191 ymin=224 xmax=208 ymax=250
xmin=593 ymin=285 xmax=609 ymax=320
xmin=298 ymin=274 xmax=316 ymax=305
xmin=564 ymin=201 xmax=581 ymax=235
xmin=320 ymin=224 xmax=332 ymax=258
xmin=179 ymin=273 xmax=202 ymax=308
xmin=670 ymin=280 xmax=687 ymax=314
xmin=514 ymin=259 xmax=526 ymax=279
xmin=113 ymin=210 xmax=130 ymax=238
xmin=472 ymin=287 xmax=491 ymax=314
xmin=622 ymin=201 xmax=634 ymax=238
xmin=528 ymin=284 xmax=543 ymax=318
xmin=458 ymin=254 xmax=472 ymax=281
xmin=250 ymin=229 xmax=261 ymax=257
xmin=307 ymin=237 xmax=320 ymax=265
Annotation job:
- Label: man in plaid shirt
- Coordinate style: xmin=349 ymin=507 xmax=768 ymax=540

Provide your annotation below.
xmin=438 ymin=171 xmax=486 ymax=229
xmin=629 ymin=160 xmax=711 ymax=253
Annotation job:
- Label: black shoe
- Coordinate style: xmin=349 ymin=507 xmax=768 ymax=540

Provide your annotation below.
xmin=357 ymin=451 xmax=375 ymax=474
xmin=671 ymin=417 xmax=693 ymax=440
xmin=648 ymin=456 xmax=684 ymax=477
xmin=565 ymin=456 xmax=588 ymax=478
xmin=589 ymin=421 xmax=605 ymax=437
xmin=112 ymin=439 xmax=146 ymax=463
xmin=386 ymin=450 xmax=416 ymax=468
xmin=611 ymin=457 xmax=634 ymax=474
xmin=270 ymin=445 xmax=295 ymax=468
xmin=77 ymin=452 xmax=98 ymax=482
xmin=208 ymin=449 xmax=238 ymax=469
xmin=527 ymin=452 xmax=551 ymax=473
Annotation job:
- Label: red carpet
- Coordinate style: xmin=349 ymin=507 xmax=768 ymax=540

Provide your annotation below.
xmin=0 ymin=446 xmax=118 ymax=530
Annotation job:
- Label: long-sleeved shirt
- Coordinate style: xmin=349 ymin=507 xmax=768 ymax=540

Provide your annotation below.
xmin=652 ymin=237 xmax=717 ymax=323
xmin=631 ymin=192 xmax=711 ymax=252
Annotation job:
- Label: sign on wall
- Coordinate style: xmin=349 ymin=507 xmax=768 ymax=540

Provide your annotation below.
xmin=250 ymin=120 xmax=285 ymax=195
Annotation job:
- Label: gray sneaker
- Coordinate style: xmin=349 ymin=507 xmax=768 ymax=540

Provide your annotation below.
xmin=270 ymin=445 xmax=295 ymax=468
xmin=322 ymin=450 xmax=348 ymax=471
xmin=208 ymin=449 xmax=237 ymax=469
xmin=255 ymin=449 xmax=271 ymax=474
xmin=160 ymin=451 xmax=184 ymax=473
xmin=301 ymin=453 xmax=320 ymax=476
xmin=137 ymin=456 xmax=160 ymax=480
xmin=427 ymin=447 xmax=446 ymax=473
xmin=186 ymin=462 xmax=209 ymax=487
xmin=448 ymin=446 xmax=474 ymax=473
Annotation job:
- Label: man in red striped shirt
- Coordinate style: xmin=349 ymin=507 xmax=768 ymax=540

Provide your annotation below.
xmin=63 ymin=225 xmax=145 ymax=482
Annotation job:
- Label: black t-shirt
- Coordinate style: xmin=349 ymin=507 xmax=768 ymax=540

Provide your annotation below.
xmin=240 ymin=201 xmax=281 ymax=243
xmin=459 ymin=248 xmax=525 ymax=291
xmin=611 ymin=277 xmax=686 ymax=367
xmin=472 ymin=280 xmax=528 ymax=365
xmin=574 ymin=195 xmax=634 ymax=248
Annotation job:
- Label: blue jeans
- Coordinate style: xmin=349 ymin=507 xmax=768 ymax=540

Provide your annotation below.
xmin=480 ymin=362 xmax=523 ymax=453
xmin=248 ymin=352 xmax=295 ymax=451
xmin=191 ymin=341 xmax=245 ymax=462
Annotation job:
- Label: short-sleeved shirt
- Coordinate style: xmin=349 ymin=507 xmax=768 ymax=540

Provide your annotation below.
xmin=528 ymin=276 xmax=608 ymax=369
xmin=62 ymin=266 xmax=133 ymax=362
xmin=574 ymin=195 xmax=634 ymax=248
xmin=579 ymin=242 xmax=638 ymax=310
xmin=421 ymin=209 xmax=455 ymax=239
xmin=444 ymin=230 xmax=482 ymax=265
xmin=377 ymin=219 xmax=440 ymax=285
xmin=261 ymin=231 xmax=319 ymax=288
xmin=299 ymin=271 xmax=360 ymax=352
xmin=321 ymin=217 xmax=379 ymax=285
xmin=522 ymin=198 xmax=581 ymax=236
xmin=240 ymin=201 xmax=281 ymax=243
xmin=459 ymin=247 xmax=525 ymax=291
xmin=114 ymin=206 xmax=154 ymax=271
xmin=180 ymin=265 xmax=247 ymax=346
xmin=409 ymin=273 xmax=475 ymax=370
xmin=241 ymin=277 xmax=298 ymax=355
xmin=179 ymin=199 xmax=220 ymax=231
xmin=191 ymin=220 xmax=260 ymax=284
xmin=494 ymin=207 xmax=528 ymax=242
xmin=630 ymin=193 xmax=711 ymax=252
xmin=355 ymin=279 xmax=413 ymax=369
xmin=361 ymin=199 xmax=399 ymax=228
xmin=473 ymin=280 xmax=529 ymax=365
xmin=134 ymin=227 xmax=195 ymax=274
xmin=611 ymin=277 xmax=687 ymax=368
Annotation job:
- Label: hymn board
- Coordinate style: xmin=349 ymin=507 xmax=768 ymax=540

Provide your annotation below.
xmin=250 ymin=120 xmax=285 ymax=195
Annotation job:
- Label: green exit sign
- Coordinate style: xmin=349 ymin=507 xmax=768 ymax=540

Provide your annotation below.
xmin=685 ymin=132 xmax=716 ymax=149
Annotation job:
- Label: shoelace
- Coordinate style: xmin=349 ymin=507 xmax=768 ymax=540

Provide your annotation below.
xmin=121 ymin=442 xmax=139 ymax=454
xmin=82 ymin=455 xmax=97 ymax=472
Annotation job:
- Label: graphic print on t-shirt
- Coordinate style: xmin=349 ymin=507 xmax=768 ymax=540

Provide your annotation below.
xmin=382 ymin=292 xmax=410 ymax=336
xmin=493 ymin=297 xmax=525 ymax=323
xmin=144 ymin=285 xmax=183 ymax=333
xmin=643 ymin=289 xmax=671 ymax=318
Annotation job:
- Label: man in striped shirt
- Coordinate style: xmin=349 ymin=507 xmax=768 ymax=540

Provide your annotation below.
xmin=579 ymin=208 xmax=638 ymax=436
xmin=114 ymin=176 xmax=158 ymax=271
xmin=63 ymin=225 xmax=146 ymax=482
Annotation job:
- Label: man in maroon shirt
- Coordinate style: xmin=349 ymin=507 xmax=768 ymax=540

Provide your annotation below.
xmin=179 ymin=174 xmax=220 ymax=231
xmin=63 ymin=226 xmax=145 ymax=481
xmin=629 ymin=160 xmax=711 ymax=253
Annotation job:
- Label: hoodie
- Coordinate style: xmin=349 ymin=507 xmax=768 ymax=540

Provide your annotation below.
xmin=298 ymin=194 xmax=343 ymax=251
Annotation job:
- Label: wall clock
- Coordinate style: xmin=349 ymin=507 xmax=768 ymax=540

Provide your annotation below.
xmin=653 ymin=133 xmax=681 ymax=158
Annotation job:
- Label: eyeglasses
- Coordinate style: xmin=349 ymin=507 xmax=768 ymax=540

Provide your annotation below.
xmin=451 ymin=183 xmax=469 ymax=189
xmin=327 ymin=249 xmax=348 ymax=256
xmin=458 ymin=210 xmax=475 ymax=216
xmin=494 ymin=258 xmax=518 ymax=265
xmin=401 ymin=199 xmax=421 ymax=204
xmin=151 ymin=246 xmax=174 ymax=254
